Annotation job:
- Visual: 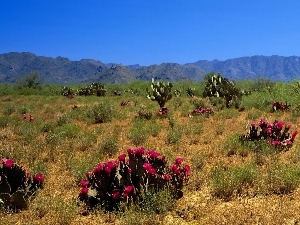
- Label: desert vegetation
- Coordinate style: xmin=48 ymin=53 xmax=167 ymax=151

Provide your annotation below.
xmin=1 ymin=74 xmax=300 ymax=224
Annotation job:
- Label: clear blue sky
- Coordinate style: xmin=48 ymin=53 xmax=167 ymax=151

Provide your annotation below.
xmin=1 ymin=0 xmax=300 ymax=66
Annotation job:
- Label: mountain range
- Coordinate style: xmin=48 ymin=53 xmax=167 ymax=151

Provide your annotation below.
xmin=0 ymin=52 xmax=300 ymax=84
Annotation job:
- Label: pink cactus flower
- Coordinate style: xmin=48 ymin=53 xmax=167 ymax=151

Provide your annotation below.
xmin=134 ymin=147 xmax=145 ymax=155
xmin=164 ymin=174 xmax=170 ymax=181
xmin=291 ymin=130 xmax=299 ymax=141
xmin=148 ymin=168 xmax=156 ymax=175
xmin=276 ymin=121 xmax=284 ymax=130
xmin=143 ymin=163 xmax=152 ymax=171
xmin=22 ymin=113 xmax=27 ymax=120
xmin=147 ymin=150 xmax=160 ymax=158
xmin=104 ymin=161 xmax=117 ymax=174
xmin=111 ymin=190 xmax=120 ymax=200
xmin=34 ymin=173 xmax=45 ymax=183
xmin=118 ymin=153 xmax=126 ymax=161
xmin=124 ymin=185 xmax=135 ymax=194
xmin=171 ymin=164 xmax=180 ymax=175
xmin=184 ymin=165 xmax=191 ymax=177
xmin=93 ymin=164 xmax=104 ymax=174
xmin=2 ymin=158 xmax=14 ymax=168
xmin=80 ymin=180 xmax=88 ymax=188
xmin=175 ymin=157 xmax=184 ymax=165
xmin=266 ymin=127 xmax=272 ymax=135
xmin=79 ymin=187 xmax=89 ymax=196
xmin=250 ymin=123 xmax=256 ymax=127
xmin=127 ymin=148 xmax=134 ymax=154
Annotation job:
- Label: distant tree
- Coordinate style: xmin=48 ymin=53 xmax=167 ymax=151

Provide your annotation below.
xmin=18 ymin=71 xmax=43 ymax=89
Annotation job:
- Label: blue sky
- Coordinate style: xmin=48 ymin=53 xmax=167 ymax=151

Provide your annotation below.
xmin=1 ymin=0 xmax=300 ymax=66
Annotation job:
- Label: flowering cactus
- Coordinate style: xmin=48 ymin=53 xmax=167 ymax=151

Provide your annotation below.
xmin=78 ymin=147 xmax=190 ymax=211
xmin=241 ymin=118 xmax=298 ymax=150
xmin=0 ymin=158 xmax=44 ymax=210
xmin=271 ymin=101 xmax=291 ymax=112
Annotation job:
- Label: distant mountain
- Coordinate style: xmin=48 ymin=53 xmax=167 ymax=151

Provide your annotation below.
xmin=0 ymin=52 xmax=300 ymax=84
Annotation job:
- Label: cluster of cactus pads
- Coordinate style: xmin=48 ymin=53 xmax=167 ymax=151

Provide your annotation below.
xmin=0 ymin=158 xmax=44 ymax=210
xmin=78 ymin=147 xmax=190 ymax=211
xmin=203 ymin=73 xmax=243 ymax=108
xmin=241 ymin=118 xmax=298 ymax=150
xmin=271 ymin=101 xmax=291 ymax=112
xmin=147 ymin=78 xmax=173 ymax=109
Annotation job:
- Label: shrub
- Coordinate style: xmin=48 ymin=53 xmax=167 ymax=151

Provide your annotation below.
xmin=0 ymin=158 xmax=44 ymax=210
xmin=128 ymin=122 xmax=149 ymax=146
xmin=99 ymin=135 xmax=119 ymax=157
xmin=265 ymin=163 xmax=300 ymax=194
xmin=211 ymin=163 xmax=257 ymax=200
xmin=166 ymin=129 xmax=182 ymax=145
xmin=87 ymin=102 xmax=115 ymax=123
xmin=137 ymin=105 xmax=153 ymax=120
xmin=78 ymin=147 xmax=190 ymax=212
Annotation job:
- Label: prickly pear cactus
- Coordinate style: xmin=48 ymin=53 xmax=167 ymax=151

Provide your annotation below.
xmin=203 ymin=73 xmax=242 ymax=108
xmin=0 ymin=158 xmax=44 ymax=210
xmin=147 ymin=78 xmax=173 ymax=108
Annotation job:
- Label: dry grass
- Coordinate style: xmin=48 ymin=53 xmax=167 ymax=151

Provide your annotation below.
xmin=1 ymin=94 xmax=300 ymax=224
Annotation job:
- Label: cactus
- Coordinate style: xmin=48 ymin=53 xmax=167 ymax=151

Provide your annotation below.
xmin=174 ymin=89 xmax=182 ymax=97
xmin=147 ymin=78 xmax=173 ymax=108
xmin=203 ymin=73 xmax=242 ymax=108
xmin=186 ymin=88 xmax=195 ymax=98
xmin=60 ymin=86 xmax=74 ymax=97
xmin=78 ymin=147 xmax=190 ymax=211
xmin=77 ymin=83 xmax=106 ymax=96
xmin=0 ymin=159 xmax=44 ymax=210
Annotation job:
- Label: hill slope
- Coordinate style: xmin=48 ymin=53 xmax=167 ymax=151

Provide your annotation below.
xmin=1 ymin=52 xmax=300 ymax=84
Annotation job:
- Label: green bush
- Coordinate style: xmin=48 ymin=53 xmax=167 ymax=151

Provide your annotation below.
xmin=87 ymin=102 xmax=115 ymax=123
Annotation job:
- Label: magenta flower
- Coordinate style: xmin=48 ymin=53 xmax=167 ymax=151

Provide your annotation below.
xmin=127 ymin=148 xmax=134 ymax=154
xmin=124 ymin=185 xmax=135 ymax=194
xmin=164 ymin=174 xmax=170 ymax=181
xmin=134 ymin=147 xmax=145 ymax=155
xmin=184 ymin=165 xmax=191 ymax=177
xmin=272 ymin=140 xmax=281 ymax=146
xmin=276 ymin=121 xmax=284 ymax=130
xmin=175 ymin=157 xmax=184 ymax=165
xmin=93 ymin=164 xmax=104 ymax=174
xmin=111 ymin=190 xmax=120 ymax=200
xmin=171 ymin=164 xmax=180 ymax=175
xmin=143 ymin=163 xmax=152 ymax=170
xmin=147 ymin=150 xmax=160 ymax=158
xmin=148 ymin=168 xmax=156 ymax=175
xmin=2 ymin=158 xmax=14 ymax=168
xmin=266 ymin=127 xmax=272 ymax=135
xmin=79 ymin=187 xmax=89 ymax=196
xmin=34 ymin=173 xmax=45 ymax=183
xmin=118 ymin=153 xmax=126 ymax=161
xmin=250 ymin=123 xmax=256 ymax=127
xmin=104 ymin=161 xmax=117 ymax=174
xmin=80 ymin=180 xmax=88 ymax=188
xmin=292 ymin=130 xmax=298 ymax=141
